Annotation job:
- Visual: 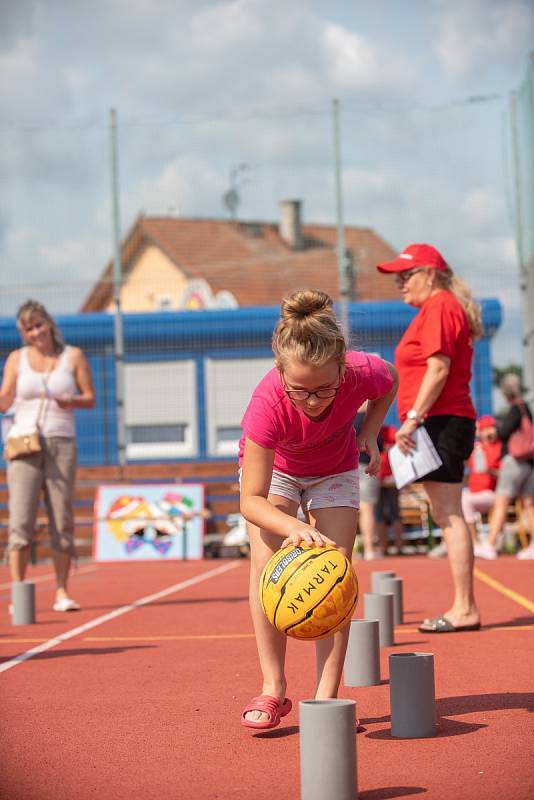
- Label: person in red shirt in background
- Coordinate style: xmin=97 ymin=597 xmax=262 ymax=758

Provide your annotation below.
xmin=463 ymin=416 xmax=502 ymax=545
xmin=377 ymin=242 xmax=481 ymax=633
xmin=429 ymin=415 xmax=502 ymax=559
xmin=375 ymin=423 xmax=404 ymax=555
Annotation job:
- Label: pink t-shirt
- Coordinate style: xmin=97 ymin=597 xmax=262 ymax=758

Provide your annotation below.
xmin=239 ymin=351 xmax=393 ymax=477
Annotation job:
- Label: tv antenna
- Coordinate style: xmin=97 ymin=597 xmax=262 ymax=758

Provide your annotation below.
xmin=222 ymin=163 xmax=249 ymax=220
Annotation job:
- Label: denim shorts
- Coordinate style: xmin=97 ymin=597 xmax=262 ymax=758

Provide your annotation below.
xmin=267 ymin=468 xmax=360 ymax=511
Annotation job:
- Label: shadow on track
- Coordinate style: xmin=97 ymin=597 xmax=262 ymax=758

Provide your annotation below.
xmin=253 ymin=724 xmax=300 ymax=739
xmin=481 ymin=614 xmax=534 ymax=629
xmin=363 ymin=691 xmax=534 ymax=739
xmin=359 ymin=788 xmax=427 ymax=799
xmin=78 ymin=596 xmax=249 ymax=611
xmin=0 ymin=644 xmax=156 ymax=664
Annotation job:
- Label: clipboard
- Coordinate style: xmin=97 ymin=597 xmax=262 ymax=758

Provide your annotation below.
xmin=388 ymin=426 xmax=443 ymax=489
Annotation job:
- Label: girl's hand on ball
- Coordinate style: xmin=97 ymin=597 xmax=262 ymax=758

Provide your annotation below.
xmin=282 ymin=526 xmax=337 ymax=549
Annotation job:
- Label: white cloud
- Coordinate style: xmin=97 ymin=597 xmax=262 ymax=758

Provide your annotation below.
xmin=460 ymin=188 xmax=501 ymax=230
xmin=0 ymin=223 xmax=109 ymax=312
xmin=93 ymin=155 xmax=225 ymax=231
xmin=190 ymin=0 xmax=262 ymax=50
xmin=433 ymin=0 xmax=534 ymax=81
xmin=323 ymin=23 xmax=417 ymax=95
xmin=0 ymin=35 xmax=40 ymax=109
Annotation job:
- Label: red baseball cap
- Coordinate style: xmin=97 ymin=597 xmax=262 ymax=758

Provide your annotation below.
xmin=376 ymin=243 xmax=448 ymax=273
xmin=477 ymin=415 xmax=496 ymax=430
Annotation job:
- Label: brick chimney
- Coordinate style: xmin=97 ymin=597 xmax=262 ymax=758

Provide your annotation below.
xmin=279 ymin=199 xmax=303 ymax=250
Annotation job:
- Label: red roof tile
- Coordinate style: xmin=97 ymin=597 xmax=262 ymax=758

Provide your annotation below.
xmin=80 ymin=214 xmax=399 ymax=311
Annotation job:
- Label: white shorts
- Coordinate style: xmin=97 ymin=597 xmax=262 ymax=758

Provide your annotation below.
xmin=461 ymin=488 xmax=495 ymax=524
xmin=268 ymin=468 xmax=360 ymax=511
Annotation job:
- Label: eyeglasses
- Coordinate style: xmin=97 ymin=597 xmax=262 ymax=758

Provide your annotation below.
xmin=283 ymin=371 xmax=341 ymax=401
xmin=394 ymin=268 xmax=426 ymax=286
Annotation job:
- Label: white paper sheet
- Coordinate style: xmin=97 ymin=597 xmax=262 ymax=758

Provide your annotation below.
xmin=388 ymin=426 xmax=443 ymax=489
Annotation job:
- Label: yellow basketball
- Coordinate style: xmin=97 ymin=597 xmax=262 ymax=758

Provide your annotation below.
xmin=260 ymin=544 xmax=358 ymax=640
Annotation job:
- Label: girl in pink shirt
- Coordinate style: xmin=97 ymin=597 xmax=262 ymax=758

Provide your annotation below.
xmin=240 ymin=289 xmax=397 ymax=730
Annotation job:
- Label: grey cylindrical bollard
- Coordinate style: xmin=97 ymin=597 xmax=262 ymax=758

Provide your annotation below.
xmin=376 ymin=576 xmax=404 ymax=625
xmin=370 ymin=570 xmax=395 ymax=593
xmin=389 ymin=652 xmax=437 ymax=738
xmin=11 ymin=582 xmax=36 ymax=625
xmin=300 ymin=699 xmax=357 ymax=800
xmin=364 ymin=592 xmax=394 ymax=647
xmin=344 ymin=619 xmax=380 ymax=687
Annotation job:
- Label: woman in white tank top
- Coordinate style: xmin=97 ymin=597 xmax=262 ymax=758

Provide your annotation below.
xmin=0 ymin=300 xmax=95 ymax=612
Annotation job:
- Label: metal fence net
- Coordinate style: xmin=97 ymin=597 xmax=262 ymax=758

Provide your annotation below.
xmin=1 ymin=70 xmax=532 ymax=467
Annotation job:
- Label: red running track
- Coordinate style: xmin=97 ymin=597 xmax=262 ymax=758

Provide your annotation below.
xmin=1 ymin=555 xmax=533 ymax=800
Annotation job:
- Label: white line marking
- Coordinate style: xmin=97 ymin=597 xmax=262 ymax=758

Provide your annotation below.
xmin=0 ymin=564 xmax=98 ymax=591
xmin=0 ymin=560 xmax=241 ymax=674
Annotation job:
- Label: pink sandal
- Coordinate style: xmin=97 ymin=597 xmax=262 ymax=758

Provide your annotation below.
xmin=241 ymin=695 xmax=292 ymax=730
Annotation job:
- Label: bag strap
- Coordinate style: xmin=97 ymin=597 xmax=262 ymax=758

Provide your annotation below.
xmin=35 ymin=392 xmax=46 ymax=431
xmin=517 ymin=402 xmax=533 ymax=422
xmin=35 ymin=374 xmax=51 ymax=431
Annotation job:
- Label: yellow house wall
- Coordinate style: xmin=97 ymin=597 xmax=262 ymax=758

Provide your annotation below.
xmin=105 ymin=245 xmax=188 ymax=312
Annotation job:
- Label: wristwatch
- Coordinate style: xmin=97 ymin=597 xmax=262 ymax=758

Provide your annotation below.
xmin=406 ymin=409 xmax=423 ymax=425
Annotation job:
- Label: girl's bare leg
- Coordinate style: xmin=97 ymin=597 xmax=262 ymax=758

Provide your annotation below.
xmin=359 ymin=501 xmax=378 ymax=558
xmin=307 ymin=506 xmax=359 ymax=699
xmin=244 ymin=496 xmax=298 ymax=723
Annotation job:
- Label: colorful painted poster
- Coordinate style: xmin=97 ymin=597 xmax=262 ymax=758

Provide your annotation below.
xmin=93 ymin=483 xmax=205 ymax=561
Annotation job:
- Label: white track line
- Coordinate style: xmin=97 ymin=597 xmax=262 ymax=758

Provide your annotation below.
xmin=0 ymin=560 xmax=241 ymax=674
xmin=0 ymin=564 xmax=98 ymax=591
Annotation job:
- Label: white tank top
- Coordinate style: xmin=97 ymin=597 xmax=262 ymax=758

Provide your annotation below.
xmin=13 ymin=347 xmax=77 ymax=438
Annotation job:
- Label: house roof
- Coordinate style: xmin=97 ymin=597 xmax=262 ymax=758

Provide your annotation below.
xmin=80 ymin=214 xmax=400 ymax=311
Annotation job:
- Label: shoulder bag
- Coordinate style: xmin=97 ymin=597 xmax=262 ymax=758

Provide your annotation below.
xmin=4 ymin=394 xmax=46 ymax=461
xmin=508 ymin=403 xmax=534 ymax=461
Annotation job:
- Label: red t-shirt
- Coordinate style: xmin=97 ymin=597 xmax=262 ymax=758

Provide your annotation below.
xmin=395 ymin=290 xmax=476 ymax=421
xmin=467 ymin=441 xmax=502 ymax=492
xmin=379 ymin=424 xmax=397 ymax=480
xmin=239 ymin=351 xmax=393 ymax=476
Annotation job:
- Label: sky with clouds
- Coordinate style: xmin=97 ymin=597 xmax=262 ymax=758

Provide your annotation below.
xmin=0 ymin=0 xmax=533 ymax=368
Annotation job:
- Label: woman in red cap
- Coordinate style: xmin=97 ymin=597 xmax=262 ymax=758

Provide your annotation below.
xmin=377 ymin=243 xmax=481 ymax=633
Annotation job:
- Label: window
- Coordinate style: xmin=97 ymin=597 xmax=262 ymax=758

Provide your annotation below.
xmin=127 ymin=424 xmax=187 ymax=444
xmin=124 ymin=361 xmax=197 ymax=459
xmin=205 ymin=358 xmax=273 ymax=455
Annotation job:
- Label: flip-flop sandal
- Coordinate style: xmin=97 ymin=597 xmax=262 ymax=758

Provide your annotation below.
xmin=241 ymin=695 xmax=292 ymax=730
xmin=419 ymin=615 xmax=481 ymax=633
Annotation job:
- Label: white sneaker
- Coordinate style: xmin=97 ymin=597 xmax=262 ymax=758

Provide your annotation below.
xmin=364 ymin=550 xmax=384 ymax=561
xmin=427 ymin=541 xmax=448 ymax=558
xmin=473 ymin=542 xmax=497 ymax=560
xmin=53 ymin=597 xmax=80 ymax=612
xmin=516 ymin=544 xmax=534 ymax=560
